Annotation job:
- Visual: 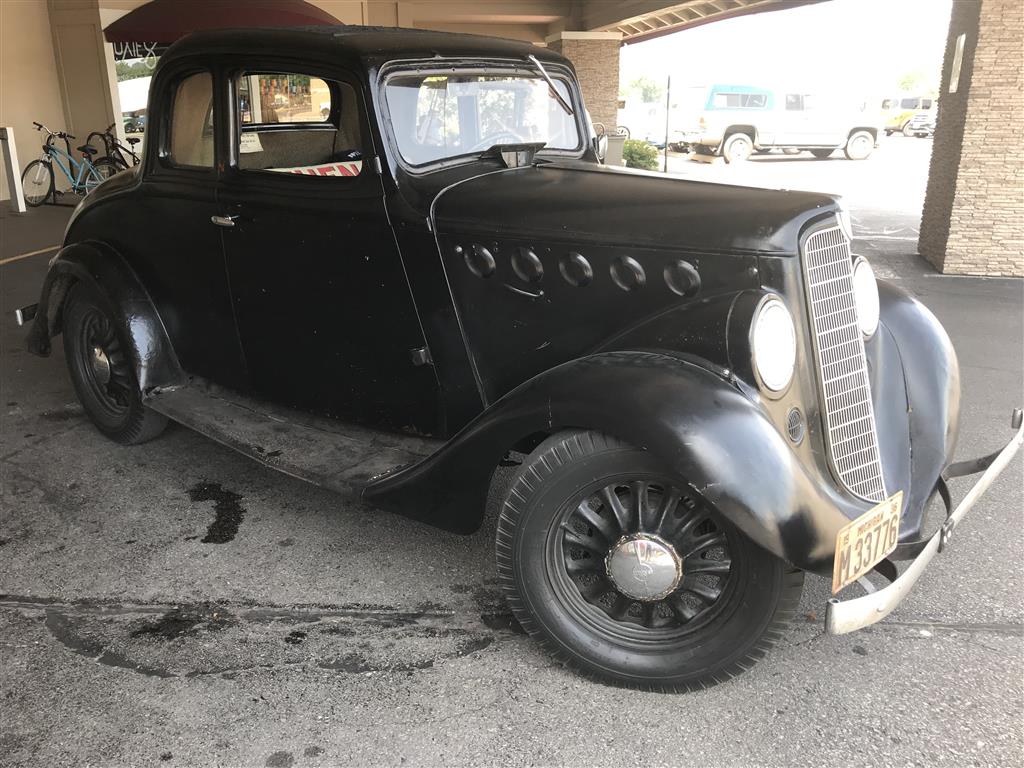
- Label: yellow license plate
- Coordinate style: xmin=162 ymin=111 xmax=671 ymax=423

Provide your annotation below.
xmin=832 ymin=491 xmax=903 ymax=594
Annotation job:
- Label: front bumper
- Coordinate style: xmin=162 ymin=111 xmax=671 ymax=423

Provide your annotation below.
xmin=825 ymin=410 xmax=1023 ymax=635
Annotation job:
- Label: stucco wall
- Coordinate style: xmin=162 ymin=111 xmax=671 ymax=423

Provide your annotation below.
xmin=0 ymin=0 xmax=68 ymax=200
xmin=919 ymin=0 xmax=1023 ymax=276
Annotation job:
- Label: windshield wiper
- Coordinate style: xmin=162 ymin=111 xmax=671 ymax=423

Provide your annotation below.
xmin=527 ymin=54 xmax=574 ymax=117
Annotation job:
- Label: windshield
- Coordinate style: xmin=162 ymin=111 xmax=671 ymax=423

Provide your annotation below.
xmin=383 ymin=69 xmax=582 ymax=167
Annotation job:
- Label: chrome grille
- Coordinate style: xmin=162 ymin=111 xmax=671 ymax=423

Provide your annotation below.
xmin=802 ymin=225 xmax=887 ymax=502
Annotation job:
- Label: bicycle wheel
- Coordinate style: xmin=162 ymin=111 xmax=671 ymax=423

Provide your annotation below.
xmin=81 ymin=159 xmax=114 ymax=194
xmin=21 ymin=160 xmax=54 ymax=207
xmin=92 ymin=157 xmax=122 ymax=182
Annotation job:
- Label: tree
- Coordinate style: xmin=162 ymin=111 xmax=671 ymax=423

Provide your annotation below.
xmin=626 ymin=76 xmax=664 ymax=104
xmin=116 ymin=60 xmax=155 ymax=82
xmin=897 ymin=70 xmax=938 ymax=98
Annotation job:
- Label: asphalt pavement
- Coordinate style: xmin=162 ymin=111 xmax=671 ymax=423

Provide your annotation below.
xmin=1 ymin=140 xmax=1022 ymax=767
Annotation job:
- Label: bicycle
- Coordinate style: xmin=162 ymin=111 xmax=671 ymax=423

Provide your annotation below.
xmin=86 ymin=122 xmax=142 ymax=170
xmin=21 ymin=122 xmax=120 ymax=207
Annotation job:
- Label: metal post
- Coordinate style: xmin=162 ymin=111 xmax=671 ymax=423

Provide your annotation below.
xmin=663 ymin=75 xmax=671 ymax=173
xmin=1 ymin=127 xmax=27 ymax=213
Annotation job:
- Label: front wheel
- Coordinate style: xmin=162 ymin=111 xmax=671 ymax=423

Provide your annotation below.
xmin=21 ymin=160 xmax=53 ymax=207
xmin=496 ymin=430 xmax=803 ymax=692
xmin=844 ymin=130 xmax=875 ymax=160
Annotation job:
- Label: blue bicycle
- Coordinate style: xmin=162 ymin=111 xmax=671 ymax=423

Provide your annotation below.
xmin=21 ymin=122 xmax=120 ymax=207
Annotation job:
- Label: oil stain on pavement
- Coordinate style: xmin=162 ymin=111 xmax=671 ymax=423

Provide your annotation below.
xmin=5 ymin=595 xmax=515 ymax=680
xmin=188 ymin=481 xmax=245 ymax=544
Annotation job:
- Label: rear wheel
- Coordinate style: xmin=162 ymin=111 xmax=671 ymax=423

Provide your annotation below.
xmin=62 ymin=282 xmax=168 ymax=444
xmin=722 ymin=133 xmax=753 ymax=164
xmin=844 ymin=130 xmax=875 ymax=160
xmin=902 ymin=121 xmax=915 ymax=137
xmin=21 ymin=160 xmax=53 ymax=207
xmin=92 ymin=157 xmax=123 ymax=181
xmin=810 ymin=148 xmax=834 ymax=159
xmin=496 ymin=430 xmax=803 ymax=692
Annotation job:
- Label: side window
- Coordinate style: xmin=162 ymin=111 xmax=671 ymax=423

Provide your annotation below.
xmin=921 ymin=98 xmax=933 ymax=109
xmin=235 ymin=71 xmax=363 ymax=177
xmin=881 ymin=98 xmax=895 ymax=110
xmin=786 ymin=94 xmax=816 ymax=111
xmin=900 ymin=97 xmax=919 ymax=109
xmin=169 ymin=72 xmax=214 ymax=168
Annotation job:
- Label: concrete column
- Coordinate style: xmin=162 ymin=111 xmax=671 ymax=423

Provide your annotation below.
xmin=545 ymin=31 xmax=622 ymax=131
xmin=919 ymin=0 xmax=1023 ymax=277
xmin=47 ymin=0 xmax=121 ymax=143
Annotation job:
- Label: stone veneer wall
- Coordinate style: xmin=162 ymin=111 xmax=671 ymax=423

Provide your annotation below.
xmin=919 ymin=0 xmax=1023 ymax=276
xmin=546 ymin=33 xmax=621 ymax=132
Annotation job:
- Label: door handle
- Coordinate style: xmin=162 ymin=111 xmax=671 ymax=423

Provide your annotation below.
xmin=211 ymin=214 xmax=238 ymax=228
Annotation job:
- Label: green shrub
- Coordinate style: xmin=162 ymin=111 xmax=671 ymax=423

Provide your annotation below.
xmin=622 ymin=139 xmax=660 ymax=170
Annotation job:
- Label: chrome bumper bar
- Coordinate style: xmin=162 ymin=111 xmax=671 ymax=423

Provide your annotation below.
xmin=826 ymin=410 xmax=1024 ymax=635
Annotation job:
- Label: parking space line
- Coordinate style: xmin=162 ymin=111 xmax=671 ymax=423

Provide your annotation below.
xmin=0 ymin=245 xmax=59 ymax=267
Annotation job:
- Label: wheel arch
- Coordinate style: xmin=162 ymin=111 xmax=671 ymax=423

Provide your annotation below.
xmin=364 ymin=350 xmax=854 ymax=574
xmin=848 ymin=126 xmax=878 ymax=141
xmin=25 ymin=240 xmax=185 ymax=394
xmin=721 ymin=125 xmax=756 ymax=153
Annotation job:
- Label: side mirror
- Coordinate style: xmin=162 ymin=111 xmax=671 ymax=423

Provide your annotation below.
xmin=596 ymin=134 xmax=609 ymax=162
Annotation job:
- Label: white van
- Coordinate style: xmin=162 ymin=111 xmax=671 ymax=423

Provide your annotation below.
xmin=677 ymin=84 xmax=882 ymax=163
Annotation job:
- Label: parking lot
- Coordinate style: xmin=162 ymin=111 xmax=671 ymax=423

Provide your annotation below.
xmin=1 ymin=138 xmax=1022 ymax=766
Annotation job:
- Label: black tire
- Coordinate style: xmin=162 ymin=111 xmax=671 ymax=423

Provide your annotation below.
xmin=21 ymin=159 xmax=53 ymax=207
xmin=721 ymin=133 xmax=753 ymax=164
xmin=810 ymin=148 xmax=834 ymax=159
xmin=496 ymin=430 xmax=803 ymax=692
xmin=844 ymin=130 xmax=875 ymax=160
xmin=93 ymin=156 xmax=124 ymax=181
xmin=62 ymin=282 xmax=168 ymax=445
xmin=901 ymin=121 xmax=915 ymax=138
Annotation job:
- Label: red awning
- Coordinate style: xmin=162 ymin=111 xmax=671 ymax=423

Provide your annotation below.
xmin=104 ymin=0 xmax=341 ymax=45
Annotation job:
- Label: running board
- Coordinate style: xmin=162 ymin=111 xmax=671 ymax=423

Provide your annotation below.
xmin=146 ymin=381 xmax=441 ymax=498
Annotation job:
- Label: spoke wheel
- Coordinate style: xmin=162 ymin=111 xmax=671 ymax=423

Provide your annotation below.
xmin=497 ymin=429 xmax=803 ymax=692
xmin=62 ymin=282 xmax=168 ymax=444
xmin=551 ymin=479 xmax=738 ymax=638
xmin=21 ymin=160 xmax=54 ymax=207
xmin=73 ymin=307 xmax=134 ymax=419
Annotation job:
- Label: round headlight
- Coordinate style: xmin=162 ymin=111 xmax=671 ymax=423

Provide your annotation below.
xmin=851 ymin=257 xmax=879 ymax=338
xmin=751 ymin=297 xmax=796 ymax=393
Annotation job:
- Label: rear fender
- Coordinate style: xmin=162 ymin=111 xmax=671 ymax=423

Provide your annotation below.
xmin=25 ymin=241 xmax=184 ymax=394
xmin=365 ymin=350 xmax=857 ymax=573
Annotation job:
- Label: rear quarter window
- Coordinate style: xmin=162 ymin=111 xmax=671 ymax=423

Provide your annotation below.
xmin=168 ymin=72 xmax=214 ymax=169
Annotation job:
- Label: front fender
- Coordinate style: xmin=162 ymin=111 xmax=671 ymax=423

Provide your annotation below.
xmin=871 ymin=280 xmax=960 ymax=541
xmin=25 ymin=241 xmax=184 ymax=394
xmin=365 ymin=350 xmax=862 ymax=573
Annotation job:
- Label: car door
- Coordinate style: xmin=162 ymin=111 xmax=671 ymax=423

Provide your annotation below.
xmin=133 ymin=64 xmax=248 ymax=389
xmin=216 ymin=64 xmax=439 ymax=434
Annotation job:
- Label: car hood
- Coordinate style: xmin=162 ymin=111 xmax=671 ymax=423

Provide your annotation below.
xmin=430 ymin=160 xmax=840 ymax=255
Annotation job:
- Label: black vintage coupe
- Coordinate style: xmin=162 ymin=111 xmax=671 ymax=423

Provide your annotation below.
xmin=18 ymin=26 xmax=1022 ymax=691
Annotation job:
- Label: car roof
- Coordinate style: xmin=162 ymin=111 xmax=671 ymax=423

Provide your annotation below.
xmin=162 ymin=25 xmax=571 ymax=70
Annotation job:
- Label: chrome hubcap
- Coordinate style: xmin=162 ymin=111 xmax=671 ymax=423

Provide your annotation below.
xmin=605 ymin=533 xmax=682 ymax=601
xmin=90 ymin=345 xmax=111 ymax=384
